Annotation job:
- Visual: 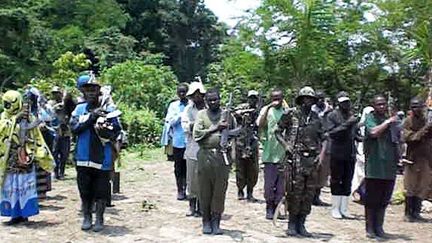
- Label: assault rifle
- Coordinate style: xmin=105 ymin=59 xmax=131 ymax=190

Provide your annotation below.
xmin=220 ymin=93 xmax=234 ymax=166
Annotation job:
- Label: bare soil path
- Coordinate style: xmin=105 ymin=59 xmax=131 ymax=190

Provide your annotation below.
xmin=1 ymin=148 xmax=431 ymax=242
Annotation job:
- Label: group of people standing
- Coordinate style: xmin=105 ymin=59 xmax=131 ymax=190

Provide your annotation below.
xmin=163 ymin=81 xmax=432 ymax=239
xmin=0 ymin=73 xmax=123 ymax=233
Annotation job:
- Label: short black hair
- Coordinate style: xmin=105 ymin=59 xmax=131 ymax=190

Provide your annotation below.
xmin=372 ymin=94 xmax=386 ymax=103
xmin=271 ymin=87 xmax=284 ymax=96
xmin=177 ymin=83 xmax=189 ymax=90
xmin=205 ymin=88 xmax=220 ymax=99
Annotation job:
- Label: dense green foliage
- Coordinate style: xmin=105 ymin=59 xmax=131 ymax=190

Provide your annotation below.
xmin=2 ymin=0 xmax=432 ymax=146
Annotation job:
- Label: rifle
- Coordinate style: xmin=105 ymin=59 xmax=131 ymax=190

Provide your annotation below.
xmin=236 ymin=93 xmax=263 ymax=159
xmin=220 ymin=93 xmax=234 ymax=166
xmin=273 ymin=108 xmax=299 ymax=225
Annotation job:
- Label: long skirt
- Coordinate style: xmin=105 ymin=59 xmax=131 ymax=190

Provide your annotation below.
xmin=1 ymin=167 xmax=39 ymax=218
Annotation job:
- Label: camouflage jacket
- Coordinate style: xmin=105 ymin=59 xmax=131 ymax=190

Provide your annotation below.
xmin=275 ymin=108 xmax=323 ymax=169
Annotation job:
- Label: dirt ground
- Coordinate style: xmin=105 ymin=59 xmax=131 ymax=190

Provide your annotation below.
xmin=1 ymin=148 xmax=431 ymax=243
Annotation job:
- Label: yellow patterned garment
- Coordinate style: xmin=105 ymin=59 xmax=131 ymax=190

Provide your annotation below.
xmin=0 ymin=90 xmax=53 ymax=182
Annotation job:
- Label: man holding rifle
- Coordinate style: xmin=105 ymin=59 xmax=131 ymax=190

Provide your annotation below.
xmin=275 ymin=86 xmax=323 ymax=237
xmin=193 ymin=88 xmax=237 ymax=235
xmin=233 ymin=90 xmax=261 ymax=202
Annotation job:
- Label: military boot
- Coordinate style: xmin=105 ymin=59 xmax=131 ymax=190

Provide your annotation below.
xmin=211 ymin=213 xmax=223 ymax=235
xmin=237 ymin=189 xmax=245 ymax=200
xmin=202 ymin=216 xmax=212 ymax=234
xmin=312 ymin=189 xmax=330 ymax=207
xmin=297 ymin=214 xmax=312 ymax=237
xmin=195 ymin=200 xmax=202 ymax=217
xmin=286 ymin=214 xmax=298 ymax=236
xmin=81 ymin=199 xmax=92 ymax=231
xmin=246 ymin=188 xmax=258 ymax=202
xmin=265 ymin=202 xmax=274 ymax=220
xmin=365 ymin=207 xmax=376 ymax=238
xmin=374 ymin=208 xmax=389 ymax=239
xmin=93 ymin=200 xmax=106 ymax=232
xmin=186 ymin=198 xmax=196 ymax=217
xmin=176 ymin=178 xmax=186 ymax=200
xmin=413 ymin=197 xmax=427 ymax=222
xmin=404 ymin=196 xmax=415 ymax=222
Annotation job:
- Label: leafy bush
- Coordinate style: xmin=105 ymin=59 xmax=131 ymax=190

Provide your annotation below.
xmin=101 ymin=58 xmax=177 ymax=117
xmin=119 ymin=103 xmax=162 ymax=148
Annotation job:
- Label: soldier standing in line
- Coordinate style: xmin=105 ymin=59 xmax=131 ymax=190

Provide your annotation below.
xmin=363 ymin=94 xmax=399 ymax=239
xmin=193 ymin=89 xmax=237 ymax=235
xmin=162 ymin=84 xmax=189 ymax=200
xmin=181 ymin=81 xmax=206 ymax=217
xmin=275 ymin=86 xmax=323 ymax=237
xmin=256 ymin=88 xmax=286 ymax=220
xmin=233 ymin=90 xmax=260 ymax=202
xmin=402 ymin=97 xmax=432 ymax=222
xmin=326 ymin=91 xmax=358 ymax=219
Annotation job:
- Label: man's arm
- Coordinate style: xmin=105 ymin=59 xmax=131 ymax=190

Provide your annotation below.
xmin=181 ymin=105 xmax=193 ymax=134
xmin=70 ymin=106 xmax=98 ymax=135
xmin=403 ymin=117 xmax=432 ymax=142
xmin=256 ymin=105 xmax=271 ymax=129
xmin=368 ymin=115 xmax=397 ymax=138
xmin=193 ymin=111 xmax=219 ymax=142
xmin=326 ymin=112 xmax=357 ymax=139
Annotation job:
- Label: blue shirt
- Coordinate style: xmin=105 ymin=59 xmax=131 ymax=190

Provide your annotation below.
xmin=70 ymin=103 xmax=121 ymax=170
xmin=162 ymin=100 xmax=187 ymax=148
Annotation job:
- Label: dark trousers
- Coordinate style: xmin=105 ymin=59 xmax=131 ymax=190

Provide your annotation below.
xmin=330 ymin=158 xmax=355 ymax=196
xmin=364 ymin=178 xmax=395 ymax=235
xmin=173 ymin=147 xmax=187 ymax=190
xmin=197 ymin=149 xmax=230 ymax=220
xmin=365 ymin=178 xmax=395 ymax=209
xmin=236 ymin=156 xmax=259 ymax=193
xmin=41 ymin=130 xmax=54 ymax=152
xmin=77 ymin=167 xmax=110 ymax=203
xmin=53 ymin=136 xmax=71 ymax=177
xmin=264 ymin=163 xmax=285 ymax=205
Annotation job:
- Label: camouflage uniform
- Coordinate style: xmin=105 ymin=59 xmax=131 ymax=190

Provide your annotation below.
xmin=234 ymin=103 xmax=259 ymax=200
xmin=275 ymin=87 xmax=322 ymax=237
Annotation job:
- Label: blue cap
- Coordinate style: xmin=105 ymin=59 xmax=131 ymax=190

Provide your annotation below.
xmin=77 ymin=74 xmax=99 ymax=88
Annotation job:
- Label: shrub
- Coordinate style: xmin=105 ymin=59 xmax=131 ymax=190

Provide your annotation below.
xmin=119 ymin=103 xmax=162 ymax=148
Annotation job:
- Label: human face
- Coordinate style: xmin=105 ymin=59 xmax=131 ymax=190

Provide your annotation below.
xmin=82 ymin=84 xmax=100 ymax=105
xmin=51 ymin=91 xmax=62 ymax=102
xmin=205 ymin=92 xmax=220 ymax=111
xmin=271 ymin=91 xmax=283 ymax=108
xmin=191 ymin=91 xmax=204 ymax=105
xmin=411 ymin=102 xmax=424 ymax=117
xmin=177 ymin=86 xmax=188 ymax=100
xmin=339 ymin=100 xmax=351 ymax=112
xmin=302 ymin=96 xmax=316 ymax=108
xmin=248 ymin=96 xmax=258 ymax=107
xmin=373 ymin=97 xmax=387 ymax=116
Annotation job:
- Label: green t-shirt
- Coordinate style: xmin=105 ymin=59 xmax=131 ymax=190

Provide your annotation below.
xmin=260 ymin=106 xmax=285 ymax=163
xmin=364 ymin=113 xmax=398 ymax=180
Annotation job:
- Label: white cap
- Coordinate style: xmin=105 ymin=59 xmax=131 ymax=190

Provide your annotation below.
xmin=337 ymin=96 xmax=350 ymax=103
xmin=247 ymin=90 xmax=259 ymax=97
xmin=186 ymin=82 xmax=206 ymax=96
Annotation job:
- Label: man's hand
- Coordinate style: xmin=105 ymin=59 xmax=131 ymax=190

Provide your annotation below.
xmin=17 ymin=105 xmax=30 ymax=120
xmin=385 ymin=115 xmax=398 ymax=125
xmin=217 ymin=121 xmax=228 ymax=131
xmin=347 ymin=116 xmax=359 ymax=125
xmin=270 ymin=100 xmax=281 ymax=107
xmin=89 ymin=108 xmax=101 ymax=121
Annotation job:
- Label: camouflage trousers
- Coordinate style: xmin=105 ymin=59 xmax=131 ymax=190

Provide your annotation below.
xmin=286 ymin=166 xmax=319 ymax=215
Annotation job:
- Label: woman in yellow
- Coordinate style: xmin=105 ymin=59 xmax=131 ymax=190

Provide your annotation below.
xmin=0 ymin=90 xmax=53 ymax=225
